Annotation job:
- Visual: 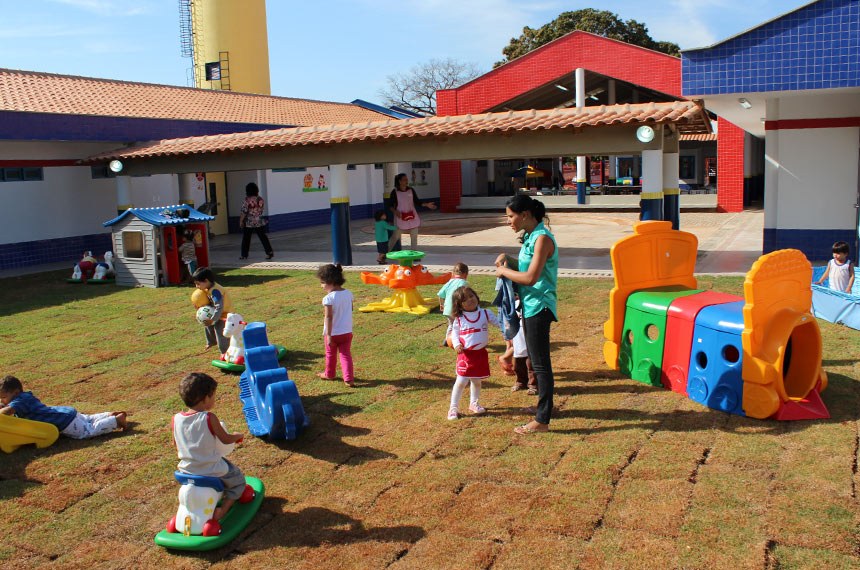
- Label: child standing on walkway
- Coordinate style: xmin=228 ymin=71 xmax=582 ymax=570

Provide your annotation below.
xmin=437 ymin=263 xmax=469 ymax=347
xmin=316 ymin=264 xmax=355 ymax=387
xmin=815 ymin=241 xmax=855 ymax=293
xmin=192 ymin=267 xmax=233 ymax=354
xmin=0 ymin=375 xmax=127 ymax=438
xmin=373 ymin=210 xmax=397 ymax=264
xmin=178 ymin=230 xmax=198 ymax=283
xmin=173 ymin=372 xmax=249 ymax=521
xmin=448 ymin=286 xmax=500 ymax=420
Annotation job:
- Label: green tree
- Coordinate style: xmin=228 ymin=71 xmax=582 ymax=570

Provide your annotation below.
xmin=496 ymin=8 xmax=680 ymax=67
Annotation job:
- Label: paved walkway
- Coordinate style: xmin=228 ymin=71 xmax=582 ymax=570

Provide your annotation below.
xmin=1 ymin=210 xmax=765 ymax=280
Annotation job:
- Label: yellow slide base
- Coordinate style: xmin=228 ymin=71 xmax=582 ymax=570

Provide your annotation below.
xmin=0 ymin=414 xmax=60 ymax=453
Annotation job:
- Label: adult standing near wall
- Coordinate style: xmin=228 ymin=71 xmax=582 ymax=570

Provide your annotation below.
xmin=387 ymin=172 xmax=437 ymax=251
xmin=239 ymin=182 xmax=274 ymax=260
xmin=494 ymin=195 xmax=558 ymax=434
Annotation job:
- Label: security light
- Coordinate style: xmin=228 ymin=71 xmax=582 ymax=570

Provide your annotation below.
xmin=636 ymin=126 xmax=655 ymax=143
xmin=109 ymin=160 xmax=124 ymax=173
xmin=554 ymin=84 xmax=569 ymax=92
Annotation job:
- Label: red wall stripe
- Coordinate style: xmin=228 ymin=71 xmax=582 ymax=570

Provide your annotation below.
xmin=764 ymin=117 xmax=860 ymax=130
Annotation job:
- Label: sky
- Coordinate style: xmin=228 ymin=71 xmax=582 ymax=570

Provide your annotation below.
xmin=2 ymin=0 xmax=812 ymax=104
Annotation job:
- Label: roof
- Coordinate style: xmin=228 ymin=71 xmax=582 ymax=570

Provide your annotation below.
xmin=103 ymin=205 xmax=215 ymax=227
xmin=680 ymin=133 xmax=718 ymax=141
xmin=85 ymin=101 xmax=711 ymax=163
xmin=0 ymin=68 xmax=389 ymax=127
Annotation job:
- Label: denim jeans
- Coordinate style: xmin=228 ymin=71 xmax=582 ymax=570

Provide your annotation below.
xmin=523 ymin=308 xmax=555 ymax=424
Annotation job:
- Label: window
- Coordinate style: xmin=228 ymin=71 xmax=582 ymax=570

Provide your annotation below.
xmin=121 ymin=231 xmax=145 ymax=260
xmin=679 ymin=156 xmax=696 ymax=180
xmin=0 ymin=167 xmax=43 ymax=182
xmin=347 ymin=164 xmax=357 ymax=170
xmin=91 ymin=166 xmax=116 ymax=179
xmin=411 ymin=161 xmax=431 ymax=168
xmin=373 ymin=163 xmax=384 ymax=170
xmin=272 ymin=167 xmax=306 ymax=172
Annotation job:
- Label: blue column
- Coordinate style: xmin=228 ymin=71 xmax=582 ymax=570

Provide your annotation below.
xmin=663 ymin=151 xmax=680 ymax=229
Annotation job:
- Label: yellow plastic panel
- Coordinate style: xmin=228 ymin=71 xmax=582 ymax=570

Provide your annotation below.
xmin=0 ymin=414 xmax=60 ymax=453
xmin=604 ymin=221 xmax=698 ymax=369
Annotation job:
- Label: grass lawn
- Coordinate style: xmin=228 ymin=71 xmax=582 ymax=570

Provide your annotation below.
xmin=1 ymin=268 xmax=858 ymax=569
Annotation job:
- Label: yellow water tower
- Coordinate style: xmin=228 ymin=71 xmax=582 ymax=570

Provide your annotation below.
xmin=183 ymin=0 xmax=271 ymax=95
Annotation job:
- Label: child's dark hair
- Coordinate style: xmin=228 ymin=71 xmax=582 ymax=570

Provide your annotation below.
xmin=1 ymin=375 xmax=23 ymax=393
xmin=317 ymin=263 xmax=345 ymax=286
xmin=192 ymin=267 xmax=215 ymax=284
xmin=506 ymin=194 xmax=550 ymax=229
xmin=451 ymin=286 xmax=480 ymax=316
xmin=453 ymin=262 xmax=469 ymax=276
xmin=374 ymin=210 xmax=387 ymax=221
xmin=179 ymin=372 xmax=218 ymax=407
xmin=832 ymin=241 xmax=850 ymax=254
xmin=184 ymin=229 xmax=194 ymax=241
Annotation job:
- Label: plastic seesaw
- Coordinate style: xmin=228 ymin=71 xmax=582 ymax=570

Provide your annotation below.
xmin=359 ymin=250 xmax=452 ymax=315
xmin=238 ymin=322 xmax=309 ymax=440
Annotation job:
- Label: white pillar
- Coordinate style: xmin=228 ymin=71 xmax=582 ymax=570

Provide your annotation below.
xmin=116 ymin=176 xmax=132 ymax=211
xmin=640 ymin=149 xmax=664 ymax=221
xmin=329 ymin=163 xmax=352 ymax=265
xmin=575 ymin=67 xmax=587 ymax=203
xmin=608 ymin=79 xmax=617 ymax=183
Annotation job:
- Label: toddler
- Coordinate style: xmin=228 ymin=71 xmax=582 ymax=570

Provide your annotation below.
xmin=173 ymin=372 xmax=246 ymax=520
xmin=179 ymin=229 xmax=198 ymax=283
xmin=316 ymin=264 xmax=355 ymax=387
xmin=192 ymin=267 xmax=233 ymax=354
xmin=0 ymin=375 xmax=126 ymax=438
xmin=815 ymin=241 xmax=855 ymax=293
xmin=509 ymin=307 xmax=537 ymax=395
xmin=437 ymin=262 xmax=469 ymax=347
xmin=448 ymin=286 xmax=500 ymax=420
xmin=373 ymin=210 xmax=397 ymax=264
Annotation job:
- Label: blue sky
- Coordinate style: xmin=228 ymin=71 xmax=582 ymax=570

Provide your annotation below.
xmin=3 ymin=0 xmax=811 ymax=103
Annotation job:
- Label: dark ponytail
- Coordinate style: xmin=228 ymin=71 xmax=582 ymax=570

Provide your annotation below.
xmin=505 ymin=194 xmax=551 ymax=230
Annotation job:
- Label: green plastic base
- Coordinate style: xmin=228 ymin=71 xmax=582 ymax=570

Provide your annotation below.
xmin=211 ymin=345 xmax=287 ymax=373
xmin=153 ymin=476 xmax=264 ymax=551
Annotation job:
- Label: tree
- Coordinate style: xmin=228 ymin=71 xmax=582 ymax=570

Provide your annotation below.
xmin=379 ymin=58 xmax=483 ymax=116
xmin=495 ymin=8 xmax=680 ymax=67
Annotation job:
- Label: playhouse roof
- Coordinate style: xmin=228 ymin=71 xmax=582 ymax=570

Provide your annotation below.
xmin=103 ymin=205 xmax=215 ymax=227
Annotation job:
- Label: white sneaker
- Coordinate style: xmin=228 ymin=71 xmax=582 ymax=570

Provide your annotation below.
xmin=447 ymin=407 xmax=459 ymax=420
xmin=468 ymin=402 xmax=487 ymax=415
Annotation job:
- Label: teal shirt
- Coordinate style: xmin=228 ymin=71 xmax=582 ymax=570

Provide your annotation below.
xmin=437 ymin=278 xmax=469 ymax=317
xmin=374 ymin=220 xmax=397 ymax=242
xmin=518 ymin=222 xmax=558 ymax=319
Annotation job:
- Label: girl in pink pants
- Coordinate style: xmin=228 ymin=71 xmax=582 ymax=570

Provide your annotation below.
xmin=316 ymin=264 xmax=355 ymax=387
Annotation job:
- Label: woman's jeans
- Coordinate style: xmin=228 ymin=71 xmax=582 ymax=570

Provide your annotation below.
xmin=523 ymin=308 xmax=555 ymax=424
xmin=241 ymin=226 xmax=273 ymax=257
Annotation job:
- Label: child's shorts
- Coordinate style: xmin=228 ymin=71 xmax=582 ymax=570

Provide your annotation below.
xmin=376 ymin=241 xmax=389 ymax=254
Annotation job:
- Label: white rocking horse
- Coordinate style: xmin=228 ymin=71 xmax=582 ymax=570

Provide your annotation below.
xmin=220 ymin=313 xmax=246 ymax=365
xmin=93 ymin=251 xmax=114 ymax=280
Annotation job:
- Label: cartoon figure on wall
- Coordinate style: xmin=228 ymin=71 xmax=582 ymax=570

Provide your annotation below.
xmin=303 ymin=174 xmax=313 ymax=189
xmin=318 ymin=175 xmax=326 ymax=189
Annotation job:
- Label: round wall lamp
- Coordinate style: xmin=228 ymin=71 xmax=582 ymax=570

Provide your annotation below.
xmin=636 ymin=126 xmax=655 ymax=143
xmin=108 ymin=159 xmax=124 ymax=173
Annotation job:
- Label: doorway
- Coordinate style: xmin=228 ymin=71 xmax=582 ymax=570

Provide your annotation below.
xmin=206 ymin=171 xmax=228 ymax=235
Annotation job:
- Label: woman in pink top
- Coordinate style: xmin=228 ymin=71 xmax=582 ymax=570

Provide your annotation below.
xmin=387 ymin=173 xmax=436 ymax=251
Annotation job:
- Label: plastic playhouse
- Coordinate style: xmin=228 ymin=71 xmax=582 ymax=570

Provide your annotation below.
xmin=0 ymin=414 xmax=60 ymax=453
xmin=811 ymin=265 xmax=860 ymax=330
xmin=238 ymin=322 xmax=308 ymax=440
xmin=359 ymin=250 xmax=452 ymax=315
xmin=603 ymin=220 xmax=829 ymax=420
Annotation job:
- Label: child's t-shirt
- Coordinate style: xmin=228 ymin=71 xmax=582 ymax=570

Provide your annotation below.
xmin=179 ymin=242 xmax=197 ymax=263
xmin=452 ymin=309 xmax=500 ymax=350
xmin=322 ymin=289 xmax=354 ymax=336
xmin=173 ymin=411 xmax=228 ymax=477
xmin=6 ymin=391 xmax=77 ymax=430
xmin=437 ymin=278 xmax=468 ymax=317
xmin=374 ymin=220 xmax=397 ymax=242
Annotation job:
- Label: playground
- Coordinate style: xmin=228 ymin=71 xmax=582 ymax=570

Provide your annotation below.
xmin=1 ymin=247 xmax=858 ymax=568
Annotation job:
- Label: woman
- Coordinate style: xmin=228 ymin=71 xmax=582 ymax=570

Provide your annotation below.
xmin=494 ymin=194 xmax=558 ymax=434
xmin=239 ymin=182 xmax=274 ymax=260
xmin=387 ymin=173 xmax=436 ymax=251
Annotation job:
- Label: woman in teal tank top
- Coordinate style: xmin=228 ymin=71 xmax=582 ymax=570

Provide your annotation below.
xmin=494 ymin=195 xmax=558 ymax=434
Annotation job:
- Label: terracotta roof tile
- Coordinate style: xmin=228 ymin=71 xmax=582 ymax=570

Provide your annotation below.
xmin=680 ymin=133 xmax=718 ymax=141
xmin=0 ymin=68 xmax=388 ymax=126
xmin=85 ymin=101 xmax=711 ymax=163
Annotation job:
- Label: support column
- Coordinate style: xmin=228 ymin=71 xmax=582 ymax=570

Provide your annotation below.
xmin=178 ymin=174 xmax=194 ymax=206
xmin=329 ymin=164 xmax=352 ymax=265
xmin=640 ymin=149 xmax=664 ymax=221
xmin=662 ymin=150 xmax=680 ymax=229
xmin=575 ymin=67 xmax=587 ymax=204
xmin=607 ymin=79 xmax=617 ymax=184
xmin=116 ymin=176 xmax=132 ymax=213
xmin=487 ymin=159 xmax=495 ymax=195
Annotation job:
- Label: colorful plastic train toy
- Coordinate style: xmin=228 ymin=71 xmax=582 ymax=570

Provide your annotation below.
xmin=359 ymin=250 xmax=451 ymax=315
xmin=603 ymin=221 xmax=829 ymax=420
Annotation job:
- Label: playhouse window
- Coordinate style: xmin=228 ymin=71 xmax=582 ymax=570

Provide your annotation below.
xmin=121 ymin=231 xmax=145 ymax=260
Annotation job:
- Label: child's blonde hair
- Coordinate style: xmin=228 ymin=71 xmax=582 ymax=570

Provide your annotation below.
xmin=450 ymin=286 xmax=480 ymax=317
xmin=453 ymin=262 xmax=468 ymax=276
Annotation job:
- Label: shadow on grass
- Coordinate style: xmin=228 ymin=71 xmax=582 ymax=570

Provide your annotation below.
xmin=216 ymin=272 xmax=288 ymax=288
xmin=280 ymin=349 xmax=320 ymax=373
xmin=0 ymin=270 xmax=134 ymax=317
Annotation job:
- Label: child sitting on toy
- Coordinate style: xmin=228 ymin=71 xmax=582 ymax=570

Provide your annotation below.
xmin=373 ymin=210 xmax=397 ymax=265
xmin=173 ymin=372 xmax=245 ymax=520
xmin=0 ymin=375 xmax=127 ymax=438
xmin=316 ymin=264 xmax=355 ymax=387
xmin=815 ymin=241 xmax=855 ymax=293
xmin=437 ymin=262 xmax=469 ymax=347
xmin=192 ymin=267 xmax=233 ymax=354
xmin=179 ymin=230 xmax=198 ymax=284
xmin=447 ymin=286 xmax=500 ymax=420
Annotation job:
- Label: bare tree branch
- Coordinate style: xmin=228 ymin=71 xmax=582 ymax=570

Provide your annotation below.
xmin=379 ymin=58 xmax=483 ymax=116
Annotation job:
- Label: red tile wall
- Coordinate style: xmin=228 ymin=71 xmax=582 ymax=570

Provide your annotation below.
xmin=716 ymin=118 xmax=744 ymax=213
xmin=439 ymin=161 xmax=462 ymax=212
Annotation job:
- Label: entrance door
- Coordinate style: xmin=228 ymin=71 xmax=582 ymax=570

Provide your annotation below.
xmin=206 ymin=171 xmax=228 ymax=235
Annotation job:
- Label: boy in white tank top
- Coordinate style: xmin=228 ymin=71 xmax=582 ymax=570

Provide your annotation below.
xmin=815 ymin=241 xmax=855 ymax=293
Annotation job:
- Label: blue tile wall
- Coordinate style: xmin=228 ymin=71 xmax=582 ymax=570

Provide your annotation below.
xmin=683 ymin=0 xmax=860 ymax=95
xmin=0 ymin=111 xmax=289 ymax=142
xmin=763 ymin=227 xmax=858 ymax=262
xmin=0 ymin=233 xmax=112 ymax=271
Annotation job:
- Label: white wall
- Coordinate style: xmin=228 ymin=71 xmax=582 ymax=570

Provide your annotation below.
xmin=226 ymin=170 xmax=262 ymax=217
xmin=127 ymin=174 xmax=179 ymax=208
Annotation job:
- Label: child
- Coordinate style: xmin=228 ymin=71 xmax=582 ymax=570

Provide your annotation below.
xmin=509 ymin=306 xmax=537 ymax=395
xmin=173 ymin=372 xmax=246 ymax=520
xmin=179 ymin=229 xmax=198 ymax=283
xmin=437 ymin=263 xmax=469 ymax=347
xmin=0 ymin=375 xmax=127 ymax=438
xmin=192 ymin=267 xmax=233 ymax=354
xmin=815 ymin=241 xmax=855 ymax=293
xmin=373 ymin=210 xmax=397 ymax=264
xmin=316 ymin=264 xmax=355 ymax=387
xmin=448 ymin=286 xmax=500 ymax=420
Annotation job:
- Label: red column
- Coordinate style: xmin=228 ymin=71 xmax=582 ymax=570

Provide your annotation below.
xmin=438 ymin=161 xmax=462 ymax=213
xmin=717 ymin=117 xmax=745 ymax=213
